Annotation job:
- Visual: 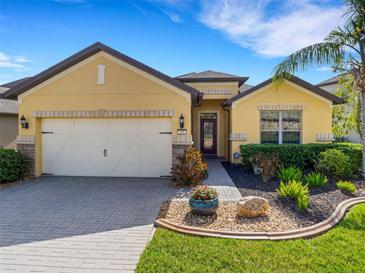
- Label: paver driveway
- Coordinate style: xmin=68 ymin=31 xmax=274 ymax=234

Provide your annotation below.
xmin=0 ymin=176 xmax=176 ymax=272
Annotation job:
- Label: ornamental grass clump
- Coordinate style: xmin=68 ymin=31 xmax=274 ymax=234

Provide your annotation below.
xmin=336 ymin=181 xmax=357 ymax=194
xmin=277 ymin=166 xmax=302 ymax=183
xmin=304 ymin=172 xmax=328 ymax=188
xmin=171 ymin=147 xmax=206 ymax=187
xmin=276 ymin=180 xmax=310 ymax=210
xmin=190 ymin=185 xmax=218 ymax=201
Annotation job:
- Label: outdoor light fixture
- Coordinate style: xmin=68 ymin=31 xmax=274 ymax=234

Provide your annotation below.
xmin=20 ymin=115 xmax=29 ymax=129
xmin=179 ymin=114 xmax=184 ymax=129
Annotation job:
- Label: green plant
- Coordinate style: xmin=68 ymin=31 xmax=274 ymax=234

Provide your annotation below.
xmin=316 ymin=149 xmax=353 ymax=179
xmin=277 ymin=166 xmax=302 ymax=183
xmin=336 ymin=180 xmax=357 ymax=194
xmin=171 ymin=147 xmax=205 ymax=187
xmin=190 ymin=185 xmax=218 ymax=200
xmin=276 ymin=180 xmax=310 ymax=210
xmin=240 ymin=143 xmax=361 ymax=174
xmin=249 ymin=152 xmax=280 ymax=182
xmin=304 ymin=172 xmax=328 ymax=187
xmin=0 ymin=148 xmax=28 ymax=183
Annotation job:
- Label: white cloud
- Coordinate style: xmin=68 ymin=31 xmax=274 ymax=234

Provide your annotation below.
xmin=0 ymin=52 xmax=29 ymax=71
xmin=317 ymin=66 xmax=332 ymax=72
xmin=199 ymin=0 xmax=345 ymax=57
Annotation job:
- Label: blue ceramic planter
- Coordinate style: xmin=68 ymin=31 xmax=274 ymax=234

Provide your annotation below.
xmin=189 ymin=197 xmax=219 ymax=216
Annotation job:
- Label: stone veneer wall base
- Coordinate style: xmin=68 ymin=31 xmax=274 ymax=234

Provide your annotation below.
xmin=16 ymin=143 xmax=36 ymax=178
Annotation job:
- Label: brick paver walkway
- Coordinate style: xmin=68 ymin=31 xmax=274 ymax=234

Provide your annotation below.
xmin=204 ymin=158 xmax=242 ymax=201
xmin=0 ymin=177 xmax=175 ymax=272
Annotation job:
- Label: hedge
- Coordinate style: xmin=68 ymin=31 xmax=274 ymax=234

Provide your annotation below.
xmin=0 ymin=148 xmax=29 ymax=183
xmin=240 ymin=143 xmax=362 ymax=172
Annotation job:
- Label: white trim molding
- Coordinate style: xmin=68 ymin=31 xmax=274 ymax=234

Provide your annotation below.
xmin=33 ymin=109 xmax=174 ymax=118
xmin=201 ymin=89 xmax=233 ymax=95
xmin=316 ymin=133 xmax=334 ymax=142
xmin=257 ymin=104 xmax=306 ymax=111
xmin=96 ymin=64 xmax=106 ymax=85
xmin=172 ymin=135 xmax=193 ymax=145
xmin=229 ymin=133 xmax=247 ymax=141
xmin=16 ymin=135 xmax=35 ymax=144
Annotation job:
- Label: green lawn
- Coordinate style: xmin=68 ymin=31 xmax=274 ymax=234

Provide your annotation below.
xmin=137 ymin=204 xmax=365 ymax=273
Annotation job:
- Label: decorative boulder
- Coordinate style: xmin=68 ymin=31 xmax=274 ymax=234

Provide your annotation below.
xmin=237 ymin=196 xmax=269 ymax=218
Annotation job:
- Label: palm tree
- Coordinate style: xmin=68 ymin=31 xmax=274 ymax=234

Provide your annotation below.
xmin=273 ymin=0 xmax=365 ymax=177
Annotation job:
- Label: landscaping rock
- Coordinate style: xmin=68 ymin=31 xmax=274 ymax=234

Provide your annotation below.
xmin=237 ymin=196 xmax=269 ymax=218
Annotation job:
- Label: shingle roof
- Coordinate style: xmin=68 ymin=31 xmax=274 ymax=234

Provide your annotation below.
xmin=239 ymin=84 xmax=253 ymax=93
xmin=0 ymin=99 xmax=18 ymax=114
xmin=1 ymin=42 xmax=202 ymax=105
xmin=0 ymin=77 xmax=33 ymax=89
xmin=223 ymin=75 xmax=344 ymax=106
xmin=316 ymin=74 xmax=350 ymax=87
xmin=175 ymin=70 xmax=248 ymax=86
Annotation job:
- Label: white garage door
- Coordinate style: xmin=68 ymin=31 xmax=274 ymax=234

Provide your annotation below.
xmin=42 ymin=118 xmax=172 ymax=177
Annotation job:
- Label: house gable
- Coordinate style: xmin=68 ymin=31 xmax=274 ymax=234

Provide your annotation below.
xmin=3 ymin=42 xmax=201 ymax=104
xmin=224 ymin=76 xmax=343 ymax=107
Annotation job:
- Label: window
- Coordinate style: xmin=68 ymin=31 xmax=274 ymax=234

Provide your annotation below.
xmin=260 ymin=111 xmax=301 ymax=144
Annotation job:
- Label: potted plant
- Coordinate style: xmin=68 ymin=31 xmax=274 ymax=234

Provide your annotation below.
xmin=189 ymin=185 xmax=219 ymax=215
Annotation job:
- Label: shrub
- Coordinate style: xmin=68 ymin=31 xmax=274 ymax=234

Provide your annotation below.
xmin=171 ymin=147 xmax=205 ymax=187
xmin=277 ymin=166 xmax=302 ymax=183
xmin=249 ymin=152 xmax=280 ymax=182
xmin=0 ymin=148 xmax=28 ymax=183
xmin=304 ymin=172 xmax=328 ymax=187
xmin=190 ymin=185 xmax=218 ymax=200
xmin=240 ymin=143 xmax=361 ymax=173
xmin=336 ymin=181 xmax=357 ymax=194
xmin=276 ymin=180 xmax=310 ymax=210
xmin=316 ymin=149 xmax=353 ymax=179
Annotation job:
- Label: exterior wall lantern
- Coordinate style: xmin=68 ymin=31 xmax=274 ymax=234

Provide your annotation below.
xmin=20 ymin=115 xmax=29 ymax=129
xmin=179 ymin=114 xmax=184 ymax=129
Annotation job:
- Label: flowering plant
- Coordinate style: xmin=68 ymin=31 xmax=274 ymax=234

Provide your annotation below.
xmin=190 ymin=185 xmax=218 ymax=201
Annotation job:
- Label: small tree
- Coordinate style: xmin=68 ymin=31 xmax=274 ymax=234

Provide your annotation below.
xmin=171 ymin=147 xmax=206 ymax=187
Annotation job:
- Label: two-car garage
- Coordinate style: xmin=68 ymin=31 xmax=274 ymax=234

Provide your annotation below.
xmin=41 ymin=118 xmax=172 ymax=177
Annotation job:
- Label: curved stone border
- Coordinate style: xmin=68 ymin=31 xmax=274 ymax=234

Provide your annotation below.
xmin=155 ymin=197 xmax=365 ymax=240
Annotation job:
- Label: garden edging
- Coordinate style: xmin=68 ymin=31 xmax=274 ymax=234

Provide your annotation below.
xmin=155 ymin=196 xmax=365 ymax=240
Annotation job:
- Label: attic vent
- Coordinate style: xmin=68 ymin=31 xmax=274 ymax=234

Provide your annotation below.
xmin=96 ymin=64 xmax=106 ymax=85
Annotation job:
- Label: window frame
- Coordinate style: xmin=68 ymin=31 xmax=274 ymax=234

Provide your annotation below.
xmin=260 ymin=110 xmax=302 ymax=144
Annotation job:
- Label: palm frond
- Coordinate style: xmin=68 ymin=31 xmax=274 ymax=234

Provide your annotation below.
xmin=273 ymin=42 xmax=345 ymax=83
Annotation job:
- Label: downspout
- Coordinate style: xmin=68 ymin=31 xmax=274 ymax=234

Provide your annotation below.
xmin=222 ymin=102 xmax=231 ymax=162
xmin=191 ymin=92 xmax=204 ymax=147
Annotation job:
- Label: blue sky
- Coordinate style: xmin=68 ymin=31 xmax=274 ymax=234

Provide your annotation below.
xmin=0 ymin=0 xmax=345 ymax=86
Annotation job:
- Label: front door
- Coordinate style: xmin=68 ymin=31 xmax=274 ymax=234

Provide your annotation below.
xmin=200 ymin=113 xmax=217 ymax=155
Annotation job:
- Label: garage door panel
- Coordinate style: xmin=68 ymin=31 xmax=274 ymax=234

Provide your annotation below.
xmin=42 ymin=118 xmax=172 ymax=177
xmin=42 ymin=119 xmax=73 ymax=133
xmin=74 ymin=119 xmax=108 ymax=133
xmin=109 ymin=119 xmax=139 ymax=133
xmin=74 ymin=134 xmax=107 ymax=146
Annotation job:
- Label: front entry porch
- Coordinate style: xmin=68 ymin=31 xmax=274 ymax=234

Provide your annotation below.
xmin=192 ymin=99 xmax=229 ymax=159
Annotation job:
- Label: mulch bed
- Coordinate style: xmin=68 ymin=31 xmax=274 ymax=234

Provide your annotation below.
xmin=0 ymin=179 xmax=28 ymax=191
xmin=158 ymin=163 xmax=365 ymax=232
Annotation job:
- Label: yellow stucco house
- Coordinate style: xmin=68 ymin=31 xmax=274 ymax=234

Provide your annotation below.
xmin=1 ymin=42 xmax=343 ymax=177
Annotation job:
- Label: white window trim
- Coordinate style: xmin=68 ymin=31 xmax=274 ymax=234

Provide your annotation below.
xmin=260 ymin=111 xmax=302 ymax=144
